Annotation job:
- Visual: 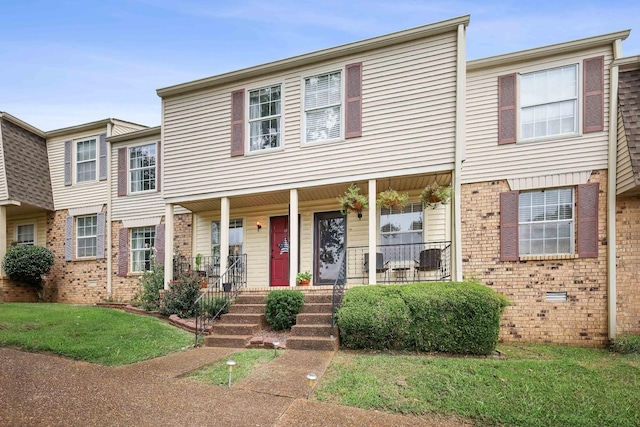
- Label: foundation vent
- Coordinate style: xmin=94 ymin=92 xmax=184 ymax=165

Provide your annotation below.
xmin=546 ymin=291 xmax=567 ymax=302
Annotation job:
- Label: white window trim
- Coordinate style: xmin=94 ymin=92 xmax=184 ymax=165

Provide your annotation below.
xmin=74 ymin=136 xmax=99 ymax=184
xmin=211 ymin=218 xmax=245 ymax=260
xmin=517 ymin=62 xmax=583 ymax=144
xmin=130 ymin=226 xmax=155 ymax=273
xmin=246 ymin=83 xmax=284 ymax=155
xmin=301 ymin=67 xmax=345 ymax=145
xmin=76 ymin=214 xmax=97 ymax=259
xmin=128 ymin=142 xmax=157 ymax=194
xmin=15 ymin=222 xmax=36 ymax=246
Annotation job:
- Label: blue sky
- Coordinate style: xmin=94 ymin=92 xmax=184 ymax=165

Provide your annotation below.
xmin=1 ymin=0 xmax=639 ymax=131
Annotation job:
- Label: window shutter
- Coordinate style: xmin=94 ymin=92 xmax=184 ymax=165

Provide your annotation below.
xmin=156 ymin=141 xmax=161 ymax=192
xmin=64 ymin=140 xmax=72 ymax=186
xmin=230 ymin=89 xmax=245 ymax=157
xmin=345 ymin=62 xmax=363 ymax=139
xmin=118 ymin=227 xmax=128 ymax=277
xmin=155 ymin=224 xmax=165 ymax=266
xmin=98 ymin=133 xmax=108 ymax=181
xmin=577 ymin=183 xmax=599 ymax=258
xmin=64 ymin=216 xmax=73 ymax=261
xmin=96 ymin=212 xmax=106 ymax=259
xmin=498 ymin=74 xmax=517 ymax=145
xmin=583 ymin=56 xmax=604 ymax=133
xmin=117 ymin=147 xmax=127 ymax=196
xmin=500 ymin=191 xmax=519 ymax=261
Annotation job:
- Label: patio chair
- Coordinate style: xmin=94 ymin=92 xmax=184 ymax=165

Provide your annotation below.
xmin=414 ymin=248 xmax=441 ymax=281
xmin=364 ymin=252 xmax=389 ymax=283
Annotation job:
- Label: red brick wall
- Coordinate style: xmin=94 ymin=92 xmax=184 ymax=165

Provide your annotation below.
xmin=615 ymin=195 xmax=640 ymax=335
xmin=461 ymin=170 xmax=609 ymax=347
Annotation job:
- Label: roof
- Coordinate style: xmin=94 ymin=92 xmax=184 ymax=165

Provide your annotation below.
xmin=0 ymin=112 xmax=45 ymax=138
xmin=107 ymin=125 xmax=161 ymax=143
xmin=156 ymin=15 xmax=470 ymax=98
xmin=618 ymin=67 xmax=640 ymax=186
xmin=46 ymin=118 xmax=148 ymax=138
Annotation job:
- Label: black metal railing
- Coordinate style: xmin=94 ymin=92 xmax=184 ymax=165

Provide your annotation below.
xmin=190 ymin=254 xmax=247 ymax=344
xmin=331 ymin=252 xmax=347 ymax=329
xmin=346 ymin=241 xmax=451 ymax=284
xmin=173 ymin=254 xmax=220 ymax=286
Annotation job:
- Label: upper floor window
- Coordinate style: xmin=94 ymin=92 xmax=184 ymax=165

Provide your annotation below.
xmin=304 ymin=71 xmax=342 ymax=142
xmin=131 ymin=226 xmax=155 ymax=272
xmin=129 ymin=144 xmax=156 ymax=193
xmin=16 ymin=224 xmax=35 ymax=246
xmin=76 ymin=137 xmax=97 ymax=183
xmin=76 ymin=214 xmax=97 ymax=258
xmin=519 ymin=188 xmax=574 ymax=255
xmin=520 ymin=65 xmax=577 ymax=140
xmin=249 ymin=85 xmax=281 ymax=152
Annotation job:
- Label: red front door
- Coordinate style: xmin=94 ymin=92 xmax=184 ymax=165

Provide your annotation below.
xmin=270 ymin=216 xmax=289 ymax=286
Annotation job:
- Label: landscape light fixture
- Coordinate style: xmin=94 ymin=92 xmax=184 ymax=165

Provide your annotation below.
xmin=227 ymin=360 xmax=236 ymax=388
xmin=306 ymin=373 xmax=317 ymax=399
xmin=272 ymin=340 xmax=280 ymax=357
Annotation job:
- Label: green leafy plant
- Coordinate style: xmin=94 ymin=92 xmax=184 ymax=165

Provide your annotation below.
xmin=199 ymin=296 xmax=229 ymax=319
xmin=296 ymin=271 xmax=312 ymax=283
xmin=264 ymin=290 xmax=305 ymax=330
xmin=159 ymin=271 xmax=201 ymax=318
xmin=420 ymin=182 xmax=452 ymax=209
xmin=376 ymin=188 xmax=409 ymax=210
xmin=195 ymin=253 xmax=203 ymax=270
xmin=338 ymin=183 xmax=368 ymax=215
xmin=132 ymin=256 xmax=164 ymax=311
xmin=610 ymin=334 xmax=640 ymax=354
xmin=3 ymin=245 xmax=55 ymax=299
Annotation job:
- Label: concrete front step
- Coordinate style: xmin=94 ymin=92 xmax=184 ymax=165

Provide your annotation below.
xmin=286 ymin=336 xmax=339 ymax=351
xmin=203 ymin=334 xmax=253 ymax=348
xmin=228 ymin=303 xmax=266 ymax=314
xmin=214 ymin=323 xmax=261 ymax=336
xmin=295 ymin=313 xmax=332 ymax=325
xmin=300 ymin=303 xmax=332 ymax=313
xmin=302 ymin=293 xmax=333 ymax=304
xmin=291 ymin=324 xmax=336 ymax=337
xmin=235 ymin=294 xmax=269 ymax=304
xmin=218 ymin=313 xmax=266 ymax=326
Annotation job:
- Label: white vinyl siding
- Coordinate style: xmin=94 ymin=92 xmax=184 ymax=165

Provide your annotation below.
xmin=249 ymin=85 xmax=281 ymax=152
xmin=129 ymin=143 xmax=156 ymax=193
xmin=304 ymin=71 xmax=342 ymax=142
xmin=616 ymin=109 xmax=636 ymax=194
xmin=518 ymin=188 xmax=574 ymax=255
xmin=464 ymin=46 xmax=612 ymax=184
xmin=162 ymin=32 xmax=458 ymax=199
xmin=76 ymin=214 xmax=97 ymax=258
xmin=130 ymin=226 xmax=155 ymax=272
xmin=6 ymin=215 xmax=47 ymax=251
xmin=76 ymin=137 xmax=97 ymax=183
xmin=16 ymin=224 xmax=35 ymax=245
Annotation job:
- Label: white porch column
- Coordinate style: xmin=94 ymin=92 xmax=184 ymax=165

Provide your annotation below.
xmin=289 ymin=189 xmax=299 ymax=287
xmin=164 ymin=203 xmax=174 ymax=289
xmin=368 ymin=179 xmax=377 ymax=285
xmin=220 ymin=197 xmax=230 ymax=273
xmin=452 ymin=22 xmax=466 ymax=282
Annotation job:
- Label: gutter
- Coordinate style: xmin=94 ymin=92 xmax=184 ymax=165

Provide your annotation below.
xmin=453 ymin=23 xmax=466 ymax=281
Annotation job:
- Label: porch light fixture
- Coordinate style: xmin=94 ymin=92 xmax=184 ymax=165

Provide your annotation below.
xmin=227 ymin=360 xmax=236 ymax=388
xmin=273 ymin=340 xmax=280 ymax=357
xmin=256 ymin=221 xmax=262 ymax=231
xmin=306 ymin=373 xmax=317 ymax=399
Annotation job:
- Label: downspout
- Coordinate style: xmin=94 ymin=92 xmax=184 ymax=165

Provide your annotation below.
xmin=607 ymin=39 xmax=622 ymax=340
xmin=453 ymin=22 xmax=467 ymax=281
xmin=106 ymin=121 xmax=113 ymax=295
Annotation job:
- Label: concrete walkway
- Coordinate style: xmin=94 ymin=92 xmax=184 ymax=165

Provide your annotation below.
xmin=0 ymin=347 xmax=470 ymax=426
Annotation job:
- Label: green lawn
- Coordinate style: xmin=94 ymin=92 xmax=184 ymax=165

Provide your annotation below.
xmin=315 ymin=344 xmax=640 ymax=427
xmin=0 ymin=303 xmax=193 ymax=365
xmin=188 ymin=349 xmax=279 ymax=386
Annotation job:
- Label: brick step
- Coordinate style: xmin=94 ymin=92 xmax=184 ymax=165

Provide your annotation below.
xmin=302 ymin=294 xmax=333 ymax=304
xmin=228 ymin=303 xmax=266 ymax=314
xmin=213 ymin=323 xmax=261 ymax=336
xmin=203 ymin=334 xmax=253 ymax=348
xmin=300 ymin=303 xmax=333 ymax=313
xmin=286 ymin=336 xmax=339 ymax=351
xmin=295 ymin=313 xmax=332 ymax=325
xmin=235 ymin=295 xmax=269 ymax=304
xmin=218 ymin=313 xmax=266 ymax=326
xmin=291 ymin=324 xmax=336 ymax=337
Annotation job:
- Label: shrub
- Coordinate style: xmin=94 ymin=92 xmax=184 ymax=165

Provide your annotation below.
xmin=3 ymin=245 xmax=55 ymax=290
xmin=199 ymin=296 xmax=229 ymax=319
xmin=610 ymin=334 xmax=640 ymax=354
xmin=264 ymin=290 xmax=305 ymax=331
xmin=337 ymin=282 xmax=510 ymax=355
xmin=132 ymin=260 xmax=164 ymax=311
xmin=159 ymin=272 xmax=201 ymax=318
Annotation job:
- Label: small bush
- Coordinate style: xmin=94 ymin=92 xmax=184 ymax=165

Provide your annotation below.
xmin=159 ymin=272 xmax=201 ymax=318
xmin=132 ymin=261 xmax=164 ymax=311
xmin=3 ymin=245 xmax=55 ymax=288
xmin=199 ymin=296 xmax=229 ymax=319
xmin=610 ymin=334 xmax=640 ymax=354
xmin=264 ymin=290 xmax=305 ymax=331
xmin=337 ymin=282 xmax=510 ymax=355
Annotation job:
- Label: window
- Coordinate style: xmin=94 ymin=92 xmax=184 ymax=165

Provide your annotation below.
xmin=76 ymin=137 xmax=97 ymax=182
xmin=304 ymin=71 xmax=342 ymax=142
xmin=77 ymin=215 xmax=97 ymax=258
xmin=131 ymin=227 xmax=155 ymax=272
xmin=519 ymin=188 xmax=574 ymax=255
xmin=249 ymin=85 xmax=281 ymax=152
xmin=380 ymin=202 xmax=423 ymax=262
xmin=16 ymin=224 xmax=35 ymax=246
xmin=211 ymin=219 xmax=244 ymax=262
xmin=520 ymin=65 xmax=577 ymax=140
xmin=129 ymin=144 xmax=156 ymax=193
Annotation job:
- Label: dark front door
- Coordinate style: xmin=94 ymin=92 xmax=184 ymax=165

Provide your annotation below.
xmin=314 ymin=211 xmax=346 ymax=286
xmin=270 ymin=216 xmax=289 ymax=286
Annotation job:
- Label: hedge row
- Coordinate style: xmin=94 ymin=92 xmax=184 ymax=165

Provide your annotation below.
xmin=336 ymin=282 xmax=510 ymax=355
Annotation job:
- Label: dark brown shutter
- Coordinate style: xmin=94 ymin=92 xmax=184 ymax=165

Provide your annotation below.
xmin=154 ymin=224 xmax=165 ymax=266
xmin=498 ymin=73 xmax=517 ymax=145
xmin=577 ymin=183 xmax=599 ymax=258
xmin=117 ymin=147 xmax=127 ymax=196
xmin=345 ymin=62 xmax=363 ymax=139
xmin=500 ymin=191 xmax=519 ymax=261
xmin=118 ymin=227 xmax=128 ymax=277
xmin=583 ymin=56 xmax=604 ymax=133
xmin=230 ymin=89 xmax=245 ymax=157
xmin=155 ymin=140 xmax=161 ymax=192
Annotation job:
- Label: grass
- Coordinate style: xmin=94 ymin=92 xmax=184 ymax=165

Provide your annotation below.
xmin=0 ymin=303 xmax=193 ymax=365
xmin=188 ymin=348 xmax=279 ymax=385
xmin=315 ymin=344 xmax=640 ymax=427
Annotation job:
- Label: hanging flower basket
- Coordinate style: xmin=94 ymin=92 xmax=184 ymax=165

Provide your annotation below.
xmin=338 ymin=184 xmax=369 ymax=216
xmin=420 ymin=182 xmax=452 ymax=209
xmin=377 ymin=188 xmax=409 ymax=210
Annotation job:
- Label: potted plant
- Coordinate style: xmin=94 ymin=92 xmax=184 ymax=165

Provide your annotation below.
xmin=296 ymin=271 xmax=312 ymax=286
xmin=338 ymin=183 xmax=368 ymax=217
xmin=377 ymin=188 xmax=409 ymax=210
xmin=420 ymin=182 xmax=452 ymax=209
